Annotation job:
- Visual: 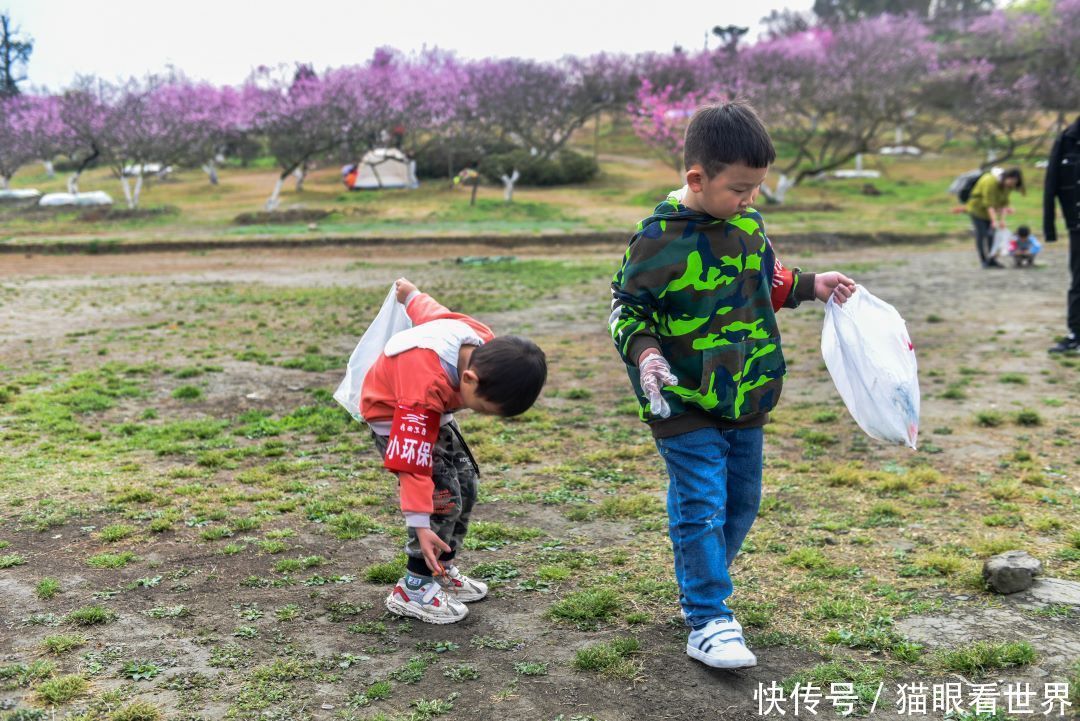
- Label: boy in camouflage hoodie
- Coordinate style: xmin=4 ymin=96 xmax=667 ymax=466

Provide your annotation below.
xmin=610 ymin=103 xmax=856 ymax=669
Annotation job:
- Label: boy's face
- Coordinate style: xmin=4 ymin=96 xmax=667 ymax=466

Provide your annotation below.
xmin=686 ymin=162 xmax=769 ymax=219
xmin=460 ymin=369 xmax=503 ymax=416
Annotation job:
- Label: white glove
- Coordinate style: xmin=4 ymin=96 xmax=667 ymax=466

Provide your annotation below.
xmin=638 ymin=352 xmax=679 ymax=419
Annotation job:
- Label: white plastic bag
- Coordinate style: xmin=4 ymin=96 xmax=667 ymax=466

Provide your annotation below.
xmin=989 ymin=226 xmax=1010 ymax=260
xmin=821 ymin=285 xmax=920 ymax=449
xmin=333 ymin=286 xmax=412 ymax=422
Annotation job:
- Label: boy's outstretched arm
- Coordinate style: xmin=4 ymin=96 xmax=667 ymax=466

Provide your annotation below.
xmin=393 ymin=277 xmax=494 ymax=340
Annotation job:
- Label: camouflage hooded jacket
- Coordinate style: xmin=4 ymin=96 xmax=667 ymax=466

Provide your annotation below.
xmin=609 ymin=195 xmax=816 ymax=438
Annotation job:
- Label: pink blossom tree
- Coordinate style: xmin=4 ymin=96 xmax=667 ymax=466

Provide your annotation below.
xmin=939 ymin=2 xmax=1078 ymax=157
xmin=740 ymin=14 xmax=936 ymax=201
xmin=94 ymin=77 xmax=202 ymax=209
xmin=0 ymin=95 xmax=36 ymax=188
xmin=57 ymin=78 xmax=109 ymax=194
xmin=922 ymin=59 xmax=1041 ymax=165
xmin=243 ymin=64 xmax=351 ymax=210
xmin=18 ymin=94 xmax=65 ymax=178
xmin=627 ymin=78 xmax=716 ymax=177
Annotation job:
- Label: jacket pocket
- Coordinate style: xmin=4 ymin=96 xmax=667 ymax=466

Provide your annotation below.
xmin=697 ymin=337 xmax=786 ymax=420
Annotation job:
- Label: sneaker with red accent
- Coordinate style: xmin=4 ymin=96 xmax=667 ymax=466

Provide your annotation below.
xmin=437 ymin=565 xmax=488 ymax=603
xmin=384 ymin=578 xmax=468 ymax=624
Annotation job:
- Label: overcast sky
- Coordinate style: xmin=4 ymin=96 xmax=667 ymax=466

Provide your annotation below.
xmin=7 ymin=0 xmax=814 ymax=91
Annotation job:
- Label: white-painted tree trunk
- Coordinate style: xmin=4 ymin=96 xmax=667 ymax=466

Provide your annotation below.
xmin=500 ymin=169 xmax=520 ymax=202
xmin=132 ymin=174 xmax=144 ymax=208
xmin=43 ymin=160 xmax=55 ymax=178
xmin=294 ymin=163 xmax=307 ymax=191
xmin=266 ymin=177 xmax=286 ymax=211
xmin=895 ymin=125 xmax=904 ymax=144
xmin=202 ymin=161 xmax=219 ymax=185
xmin=0 ymin=176 xmax=9 ymax=190
xmin=855 ymin=153 xmax=864 ymax=172
xmin=120 ymin=175 xmax=134 ymax=209
xmin=68 ymin=172 xmax=80 ymax=194
xmin=761 ymin=174 xmax=795 ymax=204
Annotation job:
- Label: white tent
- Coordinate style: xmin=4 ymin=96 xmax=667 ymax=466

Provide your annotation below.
xmin=39 ymin=191 xmax=114 ymax=207
xmin=344 ymin=148 xmax=418 ymax=190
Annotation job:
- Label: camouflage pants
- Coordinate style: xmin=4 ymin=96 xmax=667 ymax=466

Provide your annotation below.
xmin=372 ymin=421 xmax=479 ymax=565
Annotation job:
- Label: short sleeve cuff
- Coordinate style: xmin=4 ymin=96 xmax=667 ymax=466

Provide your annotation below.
xmin=404 ymin=512 xmax=431 ymax=529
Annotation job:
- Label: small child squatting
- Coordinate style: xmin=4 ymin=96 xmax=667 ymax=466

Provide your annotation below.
xmin=361 ymin=278 xmax=546 ymax=624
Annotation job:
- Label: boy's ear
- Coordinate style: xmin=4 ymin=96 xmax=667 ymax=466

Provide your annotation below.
xmin=685 ymin=165 xmax=706 ymax=193
xmin=461 ymin=369 xmax=479 ymax=386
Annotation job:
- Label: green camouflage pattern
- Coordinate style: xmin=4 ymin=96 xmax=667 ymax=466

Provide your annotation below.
xmin=610 ymin=193 xmax=786 ymax=424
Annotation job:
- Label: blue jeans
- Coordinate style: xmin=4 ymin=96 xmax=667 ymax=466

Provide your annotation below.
xmin=655 ymin=426 xmax=764 ymax=628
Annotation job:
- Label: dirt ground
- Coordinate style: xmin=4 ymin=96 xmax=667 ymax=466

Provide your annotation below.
xmin=1 ymin=238 xmax=1078 ymax=721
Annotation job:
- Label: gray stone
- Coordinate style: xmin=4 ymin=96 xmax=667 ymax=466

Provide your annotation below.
xmin=982 ymin=550 xmax=1043 ymax=594
xmin=1019 ymin=577 xmax=1080 ymax=607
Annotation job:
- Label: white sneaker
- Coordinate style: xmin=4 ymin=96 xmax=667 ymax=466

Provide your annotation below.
xmin=686 ymin=616 xmax=757 ymax=669
xmin=385 ymin=578 xmax=469 ymax=624
xmin=438 ymin=565 xmax=488 ymax=602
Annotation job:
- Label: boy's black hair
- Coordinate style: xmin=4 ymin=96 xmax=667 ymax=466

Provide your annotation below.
xmin=1017 ymin=225 xmax=1031 ymax=237
xmin=683 ymin=102 xmax=776 ymax=177
xmin=469 ymin=336 xmax=546 ymax=417
xmin=1002 ymin=167 xmax=1025 ymax=192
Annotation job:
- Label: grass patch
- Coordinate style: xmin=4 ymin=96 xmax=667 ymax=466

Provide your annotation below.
xmin=109 ymin=701 xmax=164 ymax=721
xmin=364 ymin=555 xmax=407 ymax=583
xmin=34 ymin=674 xmax=87 ymax=705
xmin=547 ymin=589 xmax=620 ymax=627
xmin=66 ymin=605 xmax=116 ymax=626
xmin=1014 ymin=409 xmax=1042 ymax=426
xmin=783 ymin=548 xmax=830 ymax=570
xmin=86 ymin=551 xmax=136 ymax=569
xmin=975 ymin=411 xmax=1005 ymax=427
xmin=41 ymin=634 xmax=86 ymax=655
xmin=572 ymin=637 xmax=641 ymax=679
xmin=782 ymin=661 xmax=887 ymax=713
xmin=0 ymin=554 xmax=26 ymax=568
xmin=97 ymin=523 xmax=137 ymax=542
xmin=172 ymin=385 xmax=203 ymax=400
xmin=933 ymin=640 xmax=1036 ymax=676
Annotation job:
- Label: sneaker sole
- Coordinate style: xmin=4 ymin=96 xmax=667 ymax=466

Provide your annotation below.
xmin=385 ymin=594 xmax=468 ymax=624
xmin=686 ymin=643 xmax=757 ymax=669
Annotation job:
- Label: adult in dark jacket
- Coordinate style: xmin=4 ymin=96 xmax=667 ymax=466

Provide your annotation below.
xmin=1045 ymin=116 xmax=1080 ymax=353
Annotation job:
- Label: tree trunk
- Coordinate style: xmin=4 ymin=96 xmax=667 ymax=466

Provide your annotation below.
xmin=69 ymin=145 xmax=99 ymax=196
xmin=133 ymin=174 xmax=144 ymax=209
xmin=501 ymin=169 xmax=520 ymax=203
xmin=43 ymin=160 xmax=54 ymax=178
xmin=294 ymin=162 xmax=307 ymax=192
xmin=120 ymin=175 xmax=134 ymax=209
xmin=593 ymin=113 xmax=600 ymax=161
xmin=469 ymin=179 xmax=479 ymax=206
xmin=266 ymin=176 xmax=286 ymax=211
xmin=0 ymin=176 xmax=9 ymax=190
xmin=760 ymin=174 xmax=795 ymax=204
xmin=202 ymin=161 xmax=219 ymax=185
